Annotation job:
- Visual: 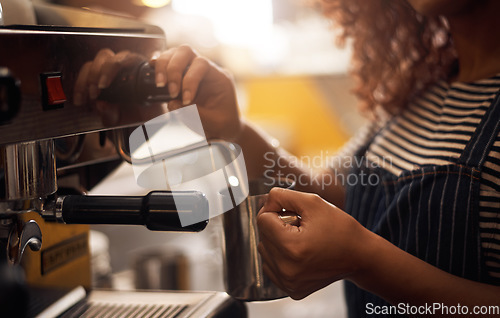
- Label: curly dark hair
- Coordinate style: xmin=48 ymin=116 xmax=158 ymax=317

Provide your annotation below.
xmin=312 ymin=0 xmax=458 ymax=114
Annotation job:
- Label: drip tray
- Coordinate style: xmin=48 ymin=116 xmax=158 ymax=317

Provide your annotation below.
xmin=57 ymin=290 xmax=246 ymax=318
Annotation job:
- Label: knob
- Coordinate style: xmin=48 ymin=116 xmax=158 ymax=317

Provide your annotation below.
xmin=0 ymin=67 xmax=21 ymax=125
xmin=98 ymin=62 xmax=174 ymax=104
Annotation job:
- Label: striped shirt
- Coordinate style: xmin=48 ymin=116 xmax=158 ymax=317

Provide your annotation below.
xmin=339 ymin=74 xmax=500 ymax=279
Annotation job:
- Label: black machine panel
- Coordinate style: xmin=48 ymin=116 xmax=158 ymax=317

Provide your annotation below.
xmin=0 ymin=25 xmax=167 ymax=145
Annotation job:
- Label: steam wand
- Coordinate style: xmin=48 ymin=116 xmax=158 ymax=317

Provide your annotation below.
xmin=41 ymin=191 xmax=209 ymax=232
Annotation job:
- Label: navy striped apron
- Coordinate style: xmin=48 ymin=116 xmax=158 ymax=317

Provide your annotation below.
xmin=343 ymin=92 xmax=500 ymax=317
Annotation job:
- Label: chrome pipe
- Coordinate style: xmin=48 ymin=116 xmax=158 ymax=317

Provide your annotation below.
xmin=1 ymin=140 xmax=57 ymax=201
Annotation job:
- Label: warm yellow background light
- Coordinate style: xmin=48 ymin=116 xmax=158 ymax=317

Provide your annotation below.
xmin=142 ymin=0 xmax=171 ymax=8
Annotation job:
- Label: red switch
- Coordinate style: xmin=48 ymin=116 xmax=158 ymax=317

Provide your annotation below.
xmin=41 ymin=72 xmax=66 ymax=110
xmin=45 ymin=76 xmax=66 ymax=105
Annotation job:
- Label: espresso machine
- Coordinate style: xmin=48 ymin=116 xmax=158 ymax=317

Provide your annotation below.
xmin=0 ymin=1 xmax=246 ymax=317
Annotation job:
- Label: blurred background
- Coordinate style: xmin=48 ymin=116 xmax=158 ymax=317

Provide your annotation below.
xmin=48 ymin=0 xmax=365 ymax=157
xmin=34 ymin=0 xmax=365 ymax=317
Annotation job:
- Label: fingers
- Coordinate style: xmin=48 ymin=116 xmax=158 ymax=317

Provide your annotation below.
xmin=256 ymin=189 xmax=348 ymax=301
xmin=261 ymin=188 xmax=319 ymax=218
xmin=257 ymin=189 xmax=313 ymax=256
xmin=261 ymin=261 xmax=288 ymax=293
xmin=260 ymin=242 xmax=311 ymax=300
xmin=257 ymin=208 xmax=301 ymax=243
xmin=154 ymin=48 xmax=175 ymax=88
xmin=155 ymin=46 xmax=196 ymax=98
xmin=258 ymin=243 xmax=289 ymax=291
xmin=258 ymin=242 xmax=281 ymax=274
xmin=164 ymin=45 xmax=195 ymax=99
xmin=181 ymin=56 xmax=210 ymax=105
xmin=154 ymin=45 xmax=208 ymax=105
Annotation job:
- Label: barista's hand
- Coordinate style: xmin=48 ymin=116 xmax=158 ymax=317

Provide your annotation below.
xmin=73 ymin=49 xmax=145 ymax=125
xmin=152 ymin=45 xmax=241 ymax=141
xmin=257 ymin=188 xmax=373 ymax=300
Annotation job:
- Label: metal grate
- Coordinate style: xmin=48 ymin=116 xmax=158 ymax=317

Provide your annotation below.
xmin=65 ymin=303 xmax=188 ymax=318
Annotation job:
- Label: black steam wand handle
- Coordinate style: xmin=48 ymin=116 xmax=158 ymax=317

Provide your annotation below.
xmin=57 ymin=191 xmax=208 ymax=232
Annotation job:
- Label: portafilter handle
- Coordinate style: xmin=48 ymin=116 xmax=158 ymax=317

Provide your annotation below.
xmin=42 ymin=191 xmax=208 ymax=232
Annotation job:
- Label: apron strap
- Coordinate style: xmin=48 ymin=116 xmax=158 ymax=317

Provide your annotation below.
xmin=458 ymin=90 xmax=500 ymax=168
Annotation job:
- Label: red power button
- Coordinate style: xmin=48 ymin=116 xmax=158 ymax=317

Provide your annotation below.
xmin=41 ymin=72 xmax=66 ymax=110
